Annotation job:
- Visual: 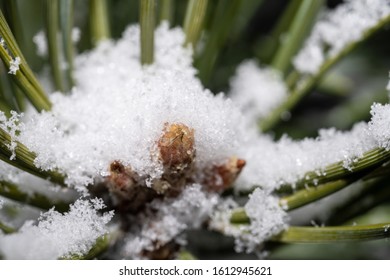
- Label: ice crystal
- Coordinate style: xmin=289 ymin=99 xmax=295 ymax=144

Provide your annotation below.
xmin=121 ymin=184 xmax=218 ymax=259
xmin=241 ymin=188 xmax=288 ymax=252
xmin=368 ymin=103 xmax=390 ymax=150
xmin=0 ymin=111 xmax=23 ymax=160
xmin=209 ymin=189 xmax=288 ymax=253
xmin=8 ymin=57 xmax=21 ymax=75
xmin=0 ymin=198 xmax=113 ymax=259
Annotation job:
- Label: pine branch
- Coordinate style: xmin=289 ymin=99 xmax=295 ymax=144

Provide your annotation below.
xmin=290 ymin=148 xmax=390 ymax=191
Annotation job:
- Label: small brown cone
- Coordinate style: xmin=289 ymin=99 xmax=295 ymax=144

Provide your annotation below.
xmin=157 ymin=122 xmax=195 ymax=171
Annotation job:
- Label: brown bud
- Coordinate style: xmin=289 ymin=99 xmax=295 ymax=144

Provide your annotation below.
xmin=106 ymin=161 xmax=137 ymax=197
xmin=106 ymin=161 xmax=157 ymax=213
xmin=204 ymin=157 xmax=246 ymax=192
xmin=157 ymin=122 xmax=195 ymax=171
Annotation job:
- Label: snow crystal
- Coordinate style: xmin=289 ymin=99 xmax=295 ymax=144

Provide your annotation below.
xmin=229 ymin=60 xmax=287 ymax=122
xmin=121 ymin=184 xmax=218 ymax=259
xmin=0 ymin=111 xmax=23 ymax=160
xmin=210 ymin=189 xmax=288 ymax=253
xmin=0 ymin=198 xmax=113 ymax=259
xmin=241 ymin=188 xmax=288 ymax=252
xmin=72 ymin=27 xmax=81 ymax=43
xmin=33 ymin=30 xmax=47 ymax=57
xmin=209 ymin=197 xmax=242 ymax=237
xmin=0 ymin=199 xmax=3 ymax=209
xmin=8 ymin=57 xmax=21 ymax=75
xmin=236 ymin=121 xmax=379 ymax=191
xmin=368 ymin=103 xmax=390 ymax=150
xmin=19 ymin=22 xmax=247 ymax=188
xmin=293 ymin=0 xmax=390 ymax=74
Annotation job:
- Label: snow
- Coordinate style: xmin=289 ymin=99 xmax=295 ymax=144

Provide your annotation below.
xmin=209 ymin=189 xmax=288 ymax=253
xmin=0 ymin=198 xmax=113 ymax=259
xmin=121 ymin=184 xmax=219 ymax=259
xmin=33 ymin=30 xmax=47 ymax=57
xmin=293 ymin=0 xmax=390 ymax=74
xmin=8 ymin=57 xmax=21 ymax=75
xmin=72 ymin=28 xmax=81 ymax=43
xmin=19 ymin=23 xmax=247 ymax=189
xmin=0 ymin=111 xmax=23 ymax=160
xmin=368 ymin=103 xmax=390 ymax=150
xmin=17 ymin=23 xmax=390 ymax=196
xmin=236 ymin=120 xmax=380 ymax=191
xmin=229 ymin=60 xmax=287 ymax=122
xmin=242 ymin=188 xmax=288 ymax=252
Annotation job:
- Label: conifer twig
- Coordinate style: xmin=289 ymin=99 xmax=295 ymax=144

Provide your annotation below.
xmin=290 ymin=147 xmax=390 ymax=190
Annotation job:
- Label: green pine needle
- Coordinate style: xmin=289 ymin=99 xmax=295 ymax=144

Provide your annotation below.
xmin=90 ymin=0 xmax=111 ymax=46
xmin=0 ymin=10 xmax=52 ymax=112
xmin=273 ymin=223 xmax=390 ymax=243
xmin=183 ymin=0 xmax=208 ymax=48
xmin=140 ymin=0 xmax=156 ymax=65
